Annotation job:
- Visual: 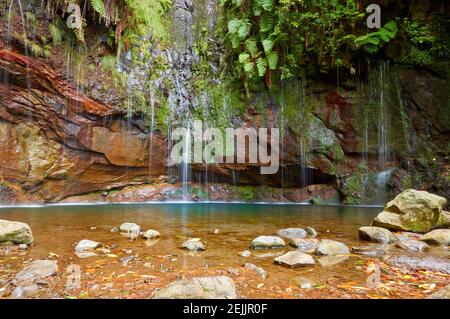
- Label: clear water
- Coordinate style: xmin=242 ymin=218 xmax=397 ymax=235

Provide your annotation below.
xmin=0 ymin=204 xmax=447 ymax=299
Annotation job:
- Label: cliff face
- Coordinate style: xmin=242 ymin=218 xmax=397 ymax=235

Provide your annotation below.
xmin=0 ymin=1 xmax=448 ymax=204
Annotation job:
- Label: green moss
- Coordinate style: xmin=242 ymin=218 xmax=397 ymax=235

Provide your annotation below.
xmin=236 ymin=185 xmax=256 ymax=202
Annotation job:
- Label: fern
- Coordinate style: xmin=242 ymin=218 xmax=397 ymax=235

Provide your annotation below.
xmin=90 ymin=0 xmax=106 ymax=18
xmin=256 ymin=58 xmax=267 ymax=77
xmin=262 ymin=39 xmax=274 ymax=53
xmin=259 ymin=0 xmax=273 ymax=11
xmin=245 ymin=38 xmax=259 ymax=57
xmin=266 ymin=51 xmax=278 ymax=70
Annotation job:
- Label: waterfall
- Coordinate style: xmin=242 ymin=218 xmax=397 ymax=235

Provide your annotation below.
xmin=182 ymin=124 xmax=192 ymax=200
xmin=377 ymin=63 xmax=390 ymax=170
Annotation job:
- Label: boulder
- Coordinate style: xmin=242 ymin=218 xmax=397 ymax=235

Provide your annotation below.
xmin=276 ymin=228 xmax=307 ymax=239
xmin=372 ymin=211 xmax=406 ymax=231
xmin=359 ymin=226 xmax=396 ymax=244
xmin=316 ymin=239 xmax=349 ymax=256
xmin=251 ymin=236 xmax=285 ymax=249
xmin=153 ymin=276 xmax=236 ymax=299
xmin=181 ymin=238 xmax=206 ymax=251
xmin=372 ymin=189 xmax=447 ymax=233
xmin=0 ymin=219 xmax=33 ymax=244
xmin=14 ymin=260 xmax=58 ymax=285
xmin=435 ymin=211 xmax=450 ymax=229
xmin=289 ymin=238 xmax=319 ymax=253
xmin=273 ymin=251 xmax=315 ymax=268
xmin=421 ymin=229 xmax=450 ymax=245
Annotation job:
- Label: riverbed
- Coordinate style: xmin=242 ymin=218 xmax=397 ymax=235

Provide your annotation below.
xmin=0 ymin=204 xmax=448 ymax=299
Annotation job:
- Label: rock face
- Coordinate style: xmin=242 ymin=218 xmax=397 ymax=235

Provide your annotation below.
xmin=421 ymin=229 xmax=450 ymax=245
xmin=14 ymin=260 xmax=58 ymax=285
xmin=273 ymin=251 xmax=315 ymax=268
xmin=276 ymin=228 xmax=308 ymax=239
xmin=153 ymin=276 xmax=236 ymax=299
xmin=0 ymin=219 xmax=33 ymax=244
xmin=372 ymin=189 xmax=447 ymax=233
xmin=251 ymin=236 xmax=285 ymax=249
xmin=316 ymin=239 xmax=349 ymax=256
xmin=359 ymin=226 xmax=396 ymax=244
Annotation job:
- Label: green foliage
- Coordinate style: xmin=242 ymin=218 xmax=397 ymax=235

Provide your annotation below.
xmin=220 ymin=0 xmax=365 ymax=91
xmin=48 ymin=23 xmax=64 ymax=45
xmin=354 ymin=21 xmax=398 ymax=53
xmin=236 ymin=185 xmax=256 ymax=201
xmin=44 ymin=0 xmax=172 ymax=48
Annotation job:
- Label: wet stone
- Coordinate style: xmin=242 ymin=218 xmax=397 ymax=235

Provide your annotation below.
xmin=251 ymin=236 xmax=285 ymax=249
xmin=274 ymin=251 xmax=315 ymax=268
xmin=181 ymin=238 xmax=206 ymax=251
xmin=289 ymin=238 xmax=319 ymax=253
xmin=276 ymin=228 xmax=307 ymax=239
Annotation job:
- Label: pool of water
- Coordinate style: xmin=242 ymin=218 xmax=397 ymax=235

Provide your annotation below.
xmin=0 ymin=204 xmax=447 ymax=299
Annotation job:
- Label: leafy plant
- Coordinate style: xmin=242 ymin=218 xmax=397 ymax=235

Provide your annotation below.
xmin=355 ymin=21 xmax=398 ymax=54
xmin=220 ymin=0 xmax=365 ymax=93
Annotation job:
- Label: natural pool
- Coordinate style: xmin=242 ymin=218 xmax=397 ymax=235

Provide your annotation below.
xmin=0 ymin=204 xmax=448 ymax=299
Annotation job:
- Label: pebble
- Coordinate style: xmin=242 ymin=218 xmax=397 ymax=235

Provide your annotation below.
xmin=239 ymin=250 xmax=251 ymax=257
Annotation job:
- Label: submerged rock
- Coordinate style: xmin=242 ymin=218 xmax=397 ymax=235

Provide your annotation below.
xmin=0 ymin=219 xmax=33 ymax=244
xmin=426 ymin=285 xmax=450 ymax=299
xmin=238 ymin=250 xmax=251 ymax=258
xmin=142 ymin=229 xmax=161 ymax=239
xmin=421 ymin=229 xmax=450 ymax=245
xmin=10 ymin=284 xmax=40 ymax=298
xmin=351 ymin=245 xmax=387 ymax=257
xmin=75 ymin=252 xmax=98 ymax=259
xmin=295 ymin=277 xmax=315 ymax=289
xmin=75 ymin=239 xmax=100 ymax=252
xmin=305 ymin=227 xmax=318 ymax=237
xmin=359 ymin=226 xmax=396 ymax=244
xmin=318 ymin=255 xmax=349 ymax=267
xmin=372 ymin=189 xmax=447 ymax=233
xmin=276 ymin=228 xmax=307 ymax=239
xmin=395 ymin=239 xmax=430 ymax=252
xmin=181 ymin=238 xmax=206 ymax=251
xmin=251 ymin=236 xmax=285 ymax=249
xmin=274 ymin=251 xmax=315 ymax=268
xmin=316 ymin=239 xmax=349 ymax=256
xmin=289 ymin=238 xmax=319 ymax=253
xmin=153 ymin=276 xmax=236 ymax=299
xmin=244 ymin=263 xmax=268 ymax=280
xmin=119 ymin=223 xmax=141 ymax=238
xmin=14 ymin=260 xmax=58 ymax=285
xmin=383 ymin=254 xmax=450 ymax=274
